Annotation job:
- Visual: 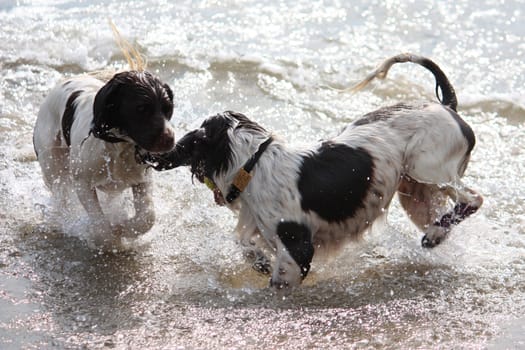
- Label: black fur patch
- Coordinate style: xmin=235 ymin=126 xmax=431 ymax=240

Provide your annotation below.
xmin=277 ymin=221 xmax=314 ymax=278
xmin=198 ymin=113 xmax=236 ymax=178
xmin=61 ymin=90 xmax=82 ymax=146
xmin=91 ymin=71 xmax=174 ymax=150
xmin=196 ymin=111 xmax=268 ymax=179
xmin=298 ymin=142 xmax=374 ymax=222
xmin=227 ymin=110 xmax=267 ymax=134
xmin=447 ymin=108 xmax=476 ymax=154
xmin=141 ymin=112 xmax=238 ymax=174
xmin=352 ymin=103 xmax=414 ymax=126
xmin=143 ymin=111 xmax=268 ymax=175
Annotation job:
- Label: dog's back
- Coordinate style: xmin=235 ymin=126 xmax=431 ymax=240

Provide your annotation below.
xmin=34 ymin=76 xmax=103 ymax=189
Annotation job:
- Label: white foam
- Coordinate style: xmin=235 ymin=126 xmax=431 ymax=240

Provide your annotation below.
xmin=459 ymin=92 xmax=525 ymax=119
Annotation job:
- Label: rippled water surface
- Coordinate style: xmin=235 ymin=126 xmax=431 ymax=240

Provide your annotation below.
xmin=1 ymin=1 xmax=524 ymax=349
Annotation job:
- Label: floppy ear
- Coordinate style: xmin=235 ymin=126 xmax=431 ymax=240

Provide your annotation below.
xmin=91 ymin=78 xmax=123 ymax=142
xmin=163 ymin=83 xmax=174 ymax=103
xmin=162 ymin=83 xmax=175 ymax=120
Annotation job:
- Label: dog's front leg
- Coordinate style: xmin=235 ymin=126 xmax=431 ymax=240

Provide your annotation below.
xmin=236 ymin=207 xmax=272 ymax=274
xmin=75 ymin=184 xmax=108 ymax=225
xmin=269 ymin=221 xmax=314 ymax=291
xmin=75 ymin=183 xmax=120 ymax=248
xmin=116 ymin=182 xmax=155 ymax=238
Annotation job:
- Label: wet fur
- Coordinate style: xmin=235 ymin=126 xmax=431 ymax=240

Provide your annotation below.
xmin=147 ymin=54 xmax=483 ymax=291
xmin=33 ymin=71 xmax=175 ymax=250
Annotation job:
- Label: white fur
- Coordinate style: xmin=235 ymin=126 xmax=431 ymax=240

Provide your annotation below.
xmin=34 ymin=75 xmax=170 ymax=249
xmin=210 ymin=103 xmax=482 ymax=291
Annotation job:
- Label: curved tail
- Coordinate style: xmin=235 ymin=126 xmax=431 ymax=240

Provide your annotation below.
xmin=352 ymin=53 xmax=458 ymax=111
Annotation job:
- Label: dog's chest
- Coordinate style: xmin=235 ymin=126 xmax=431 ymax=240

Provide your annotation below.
xmin=93 ymin=146 xmax=149 ymax=192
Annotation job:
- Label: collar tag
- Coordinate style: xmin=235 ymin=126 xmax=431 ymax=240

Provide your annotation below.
xmin=232 ymin=168 xmax=253 ymax=192
xmin=225 ymin=136 xmax=273 ymax=204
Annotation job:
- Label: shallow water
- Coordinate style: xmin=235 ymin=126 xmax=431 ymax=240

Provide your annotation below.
xmin=1 ymin=0 xmax=525 ymax=349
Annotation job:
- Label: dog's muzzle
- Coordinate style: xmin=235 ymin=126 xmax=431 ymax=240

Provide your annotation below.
xmin=147 ymin=126 xmax=175 ymax=153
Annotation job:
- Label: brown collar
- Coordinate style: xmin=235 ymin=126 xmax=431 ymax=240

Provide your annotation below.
xmin=225 ymin=136 xmax=274 ymax=203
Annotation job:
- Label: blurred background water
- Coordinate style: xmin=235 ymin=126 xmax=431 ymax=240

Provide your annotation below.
xmin=0 ymin=0 xmax=524 ymax=349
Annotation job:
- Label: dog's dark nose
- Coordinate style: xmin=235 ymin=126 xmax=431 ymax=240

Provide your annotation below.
xmin=160 ymin=127 xmax=175 ymax=151
xmin=149 ymin=126 xmax=175 ymax=153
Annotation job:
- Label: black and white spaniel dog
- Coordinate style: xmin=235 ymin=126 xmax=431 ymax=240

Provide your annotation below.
xmin=33 ymin=70 xmax=175 ymax=249
xmin=144 ymin=54 xmax=483 ymax=291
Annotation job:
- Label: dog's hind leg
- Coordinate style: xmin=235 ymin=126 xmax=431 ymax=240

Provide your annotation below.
xmin=421 ymin=185 xmax=482 ymax=248
xmin=398 ymin=177 xmax=448 ymax=231
xmin=35 ymin=131 xmax=72 ymax=207
xmin=428 ymin=184 xmax=483 ymax=238
xmin=270 ymin=221 xmax=314 ymax=291
xmin=398 ymin=177 xmax=483 ymax=248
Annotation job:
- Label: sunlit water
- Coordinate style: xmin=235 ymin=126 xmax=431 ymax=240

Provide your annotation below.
xmin=1 ymin=1 xmax=524 ymax=349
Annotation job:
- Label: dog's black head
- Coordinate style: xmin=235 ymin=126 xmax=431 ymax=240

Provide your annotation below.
xmin=148 ymin=111 xmax=266 ymax=182
xmin=92 ymin=70 xmax=175 ymax=153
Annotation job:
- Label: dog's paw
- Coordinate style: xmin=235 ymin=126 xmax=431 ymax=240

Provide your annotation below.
xmin=111 ymin=217 xmax=153 ymax=238
xmin=243 ymin=247 xmax=272 ymax=275
xmin=112 ymin=223 xmax=139 ymax=238
xmin=422 ymin=224 xmax=450 ymax=248
xmin=252 ymin=255 xmax=271 ymax=275
xmin=89 ymin=233 xmax=125 ymax=253
xmin=421 ymin=234 xmax=440 ymax=248
xmin=244 ymin=249 xmax=271 ymax=275
xmin=269 ymin=263 xmax=302 ymax=292
xmin=269 ymin=277 xmax=290 ymax=290
xmin=269 ymin=269 xmax=294 ymax=291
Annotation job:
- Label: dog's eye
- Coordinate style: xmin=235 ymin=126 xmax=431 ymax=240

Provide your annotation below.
xmin=136 ymin=104 xmax=150 ymax=113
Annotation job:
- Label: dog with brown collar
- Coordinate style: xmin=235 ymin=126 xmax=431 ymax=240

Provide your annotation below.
xmin=144 ymin=54 xmax=482 ymax=291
